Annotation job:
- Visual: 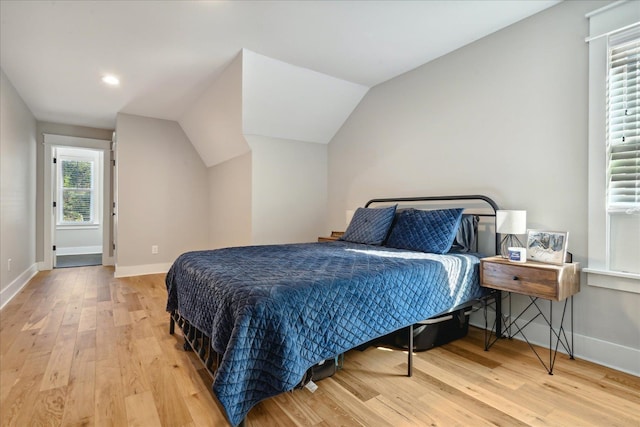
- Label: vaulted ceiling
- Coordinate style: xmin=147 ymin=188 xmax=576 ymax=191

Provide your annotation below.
xmin=180 ymin=49 xmax=369 ymax=166
xmin=0 ymin=1 xmax=559 ymax=131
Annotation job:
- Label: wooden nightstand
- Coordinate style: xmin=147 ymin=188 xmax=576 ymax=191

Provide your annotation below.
xmin=480 ymin=256 xmax=580 ymax=374
xmin=318 ymin=231 xmax=344 ymax=242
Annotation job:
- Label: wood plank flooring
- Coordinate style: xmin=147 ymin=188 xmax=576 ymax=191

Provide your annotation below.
xmin=1 ymin=266 xmax=638 ymax=426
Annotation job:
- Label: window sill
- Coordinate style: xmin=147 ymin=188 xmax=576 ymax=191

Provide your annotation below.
xmin=56 ymin=224 xmax=100 ymax=230
xmin=584 ymin=268 xmax=640 ymax=294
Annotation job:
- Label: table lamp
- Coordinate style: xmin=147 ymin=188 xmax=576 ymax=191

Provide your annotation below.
xmin=496 ymin=210 xmax=527 ymax=258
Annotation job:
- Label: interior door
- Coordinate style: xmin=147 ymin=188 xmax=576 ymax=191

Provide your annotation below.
xmin=111 ymin=134 xmax=117 ymax=266
xmin=52 ymin=146 xmax=58 ymax=268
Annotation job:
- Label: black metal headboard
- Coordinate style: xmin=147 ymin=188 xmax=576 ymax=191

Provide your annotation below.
xmin=364 ymin=194 xmax=500 ymax=256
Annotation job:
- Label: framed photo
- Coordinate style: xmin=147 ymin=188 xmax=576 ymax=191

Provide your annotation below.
xmin=526 ymin=230 xmax=568 ymax=265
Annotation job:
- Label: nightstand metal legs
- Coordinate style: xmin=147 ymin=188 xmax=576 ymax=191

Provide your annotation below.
xmin=484 ymin=293 xmax=575 ymax=375
xmin=483 ymin=290 xmax=508 ymax=351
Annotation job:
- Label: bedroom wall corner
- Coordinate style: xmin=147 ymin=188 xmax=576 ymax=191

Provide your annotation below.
xmin=208 ymin=151 xmax=252 ymax=249
xmin=0 ymin=68 xmax=37 ymax=304
xmin=114 ymin=113 xmax=210 ymax=277
xmin=247 ymin=135 xmax=328 ymax=245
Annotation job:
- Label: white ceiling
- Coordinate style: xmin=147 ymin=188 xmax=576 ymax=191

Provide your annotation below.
xmin=0 ymin=0 xmax=560 ymax=130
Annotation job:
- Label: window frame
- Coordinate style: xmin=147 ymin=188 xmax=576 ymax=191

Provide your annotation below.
xmin=56 ymin=149 xmax=102 ymax=227
xmin=585 ymin=1 xmax=640 ymax=294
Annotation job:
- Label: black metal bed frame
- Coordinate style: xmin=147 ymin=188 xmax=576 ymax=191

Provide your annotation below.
xmin=365 ymin=194 xmax=500 ymax=376
xmin=168 ymin=194 xmax=500 ymax=426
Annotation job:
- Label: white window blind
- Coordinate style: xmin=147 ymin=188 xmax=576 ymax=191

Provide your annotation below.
xmin=607 ymin=30 xmax=640 ymax=211
xmin=586 ymin=2 xmax=640 ymax=290
xmin=60 ymin=158 xmax=94 ymax=223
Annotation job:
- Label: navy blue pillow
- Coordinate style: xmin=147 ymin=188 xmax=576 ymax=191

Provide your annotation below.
xmin=340 ymin=205 xmax=397 ymax=245
xmin=386 ymin=208 xmax=464 ymax=254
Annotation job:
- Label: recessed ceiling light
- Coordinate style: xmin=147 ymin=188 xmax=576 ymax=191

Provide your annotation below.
xmin=101 ymin=75 xmax=120 ymax=86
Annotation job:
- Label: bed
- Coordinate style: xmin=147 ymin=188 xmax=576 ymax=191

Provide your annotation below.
xmin=165 ymin=195 xmax=499 ymax=426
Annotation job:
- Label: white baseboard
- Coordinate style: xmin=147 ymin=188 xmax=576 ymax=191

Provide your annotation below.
xmin=469 ymin=316 xmax=640 ymax=376
xmin=0 ymin=263 xmax=39 ymax=310
xmin=114 ymin=262 xmax=172 ymax=278
xmin=56 ymin=246 xmax=102 ymax=256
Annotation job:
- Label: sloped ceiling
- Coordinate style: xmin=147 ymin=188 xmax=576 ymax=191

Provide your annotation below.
xmin=180 ymin=49 xmax=369 ymax=167
xmin=242 ymin=50 xmax=369 ymax=145
xmin=179 ymin=53 xmax=247 ymax=167
xmin=0 ymin=1 xmax=560 ymax=130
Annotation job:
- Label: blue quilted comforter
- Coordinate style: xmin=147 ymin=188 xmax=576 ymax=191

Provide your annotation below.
xmin=165 ymin=241 xmax=483 ymax=426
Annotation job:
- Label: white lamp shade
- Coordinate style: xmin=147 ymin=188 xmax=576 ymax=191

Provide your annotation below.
xmin=496 ymin=210 xmax=527 ymax=234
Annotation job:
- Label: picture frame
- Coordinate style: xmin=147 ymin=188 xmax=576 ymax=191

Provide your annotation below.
xmin=526 ymin=229 xmax=568 ymax=265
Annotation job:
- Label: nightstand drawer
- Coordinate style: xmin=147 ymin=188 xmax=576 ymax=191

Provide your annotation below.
xmin=480 ymin=256 xmax=579 ymax=301
xmin=482 ymin=261 xmax=559 ymax=299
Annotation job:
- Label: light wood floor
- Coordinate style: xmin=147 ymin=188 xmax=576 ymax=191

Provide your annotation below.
xmin=1 ymin=266 xmax=639 ymax=426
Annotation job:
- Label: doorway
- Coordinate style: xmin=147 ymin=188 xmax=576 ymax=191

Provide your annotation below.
xmin=43 ymin=134 xmax=113 ymax=270
xmin=53 ymin=146 xmax=103 ymax=268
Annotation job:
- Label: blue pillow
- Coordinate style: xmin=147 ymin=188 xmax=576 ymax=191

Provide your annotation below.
xmin=340 ymin=205 xmax=397 ymax=245
xmin=386 ymin=208 xmax=464 ymax=254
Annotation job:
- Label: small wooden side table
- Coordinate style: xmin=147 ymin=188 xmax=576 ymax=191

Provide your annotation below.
xmin=318 ymin=231 xmax=344 ymax=242
xmin=480 ymin=256 xmax=580 ymax=374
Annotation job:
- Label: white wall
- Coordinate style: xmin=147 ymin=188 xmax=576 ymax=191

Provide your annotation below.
xmin=115 ymin=113 xmax=210 ymax=276
xmin=55 ymin=227 xmax=102 ymax=255
xmin=208 ymin=151 xmax=252 ymax=249
xmin=0 ymin=68 xmax=37 ymax=307
xmin=328 ymin=0 xmax=639 ymax=374
xmin=248 ymin=135 xmax=327 ymax=244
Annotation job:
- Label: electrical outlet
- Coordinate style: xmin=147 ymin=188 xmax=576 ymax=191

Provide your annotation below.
xmin=7 ymin=258 xmax=11 ymax=271
xmin=151 ymin=245 xmax=158 ymax=254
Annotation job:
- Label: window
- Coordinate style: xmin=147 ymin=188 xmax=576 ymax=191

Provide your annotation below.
xmin=60 ymin=158 xmax=94 ymax=223
xmin=586 ymin=2 xmax=640 ymax=292
xmin=56 ymin=148 xmax=101 ymax=226
xmin=606 ymin=29 xmax=640 ymax=276
xmin=607 ymin=32 xmax=640 ymax=211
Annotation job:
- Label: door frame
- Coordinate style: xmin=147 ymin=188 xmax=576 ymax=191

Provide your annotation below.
xmin=43 ymin=134 xmax=113 ymax=270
